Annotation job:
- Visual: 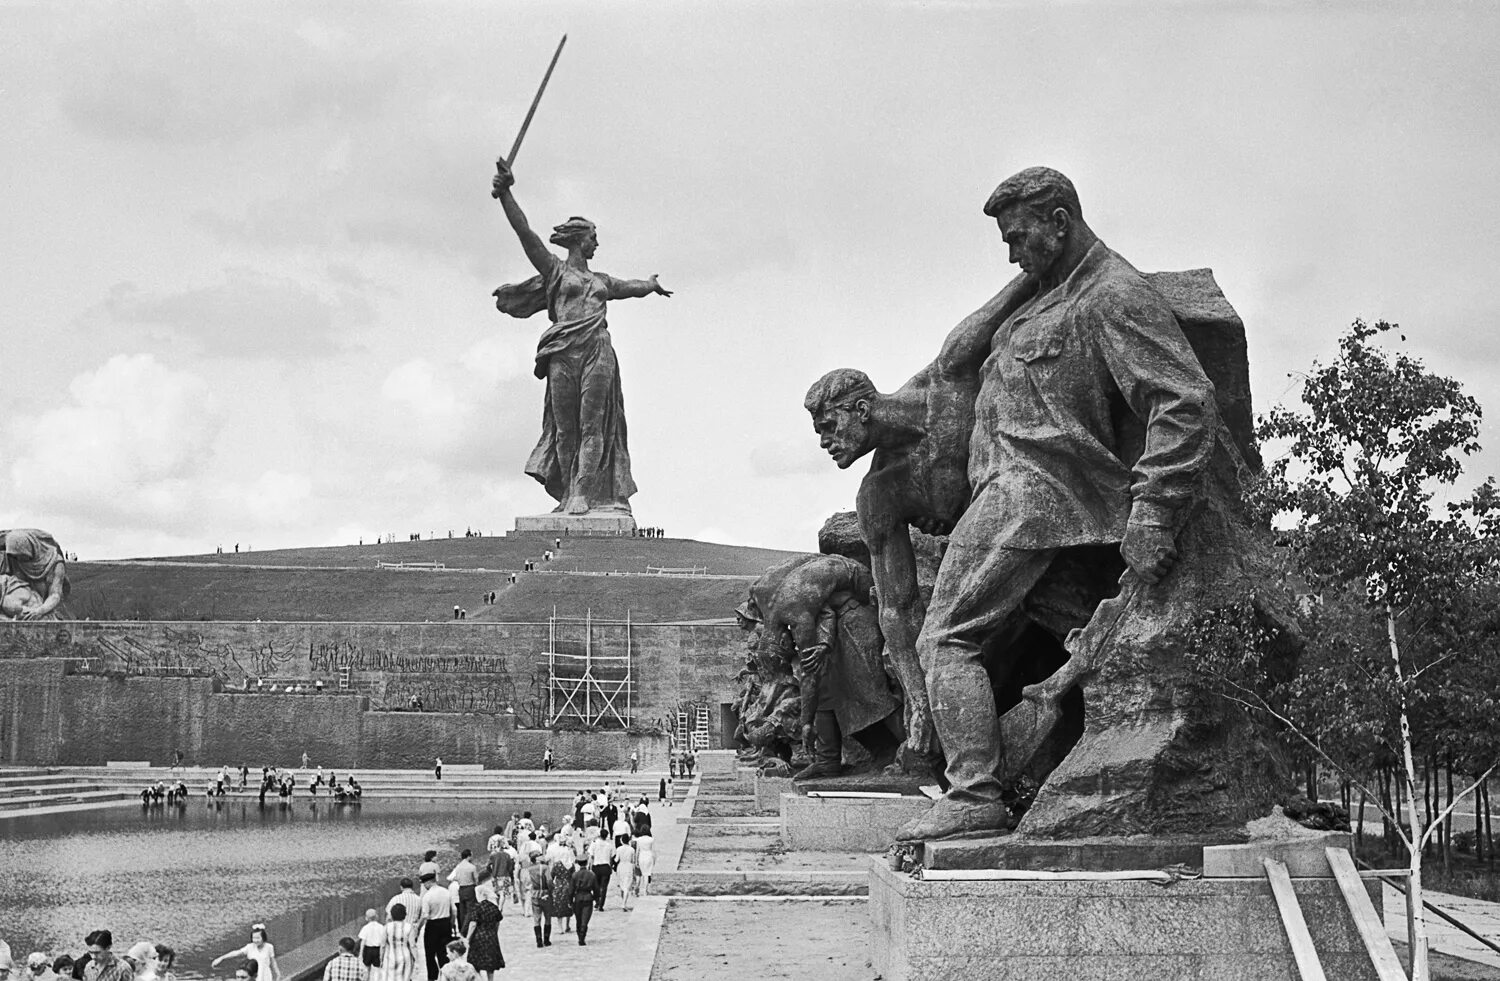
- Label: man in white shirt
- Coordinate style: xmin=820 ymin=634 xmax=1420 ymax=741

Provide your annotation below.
xmin=587 ymin=828 xmax=615 ymax=910
xmin=418 ymin=874 xmax=454 ymax=980
xmin=611 ymin=813 xmax=632 ymax=847
xmin=446 ymin=849 xmax=479 ymax=925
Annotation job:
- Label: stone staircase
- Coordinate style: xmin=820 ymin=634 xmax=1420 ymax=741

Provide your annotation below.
xmin=47 ymin=765 xmax=691 ymax=804
xmin=0 ymin=768 xmax=135 ymax=812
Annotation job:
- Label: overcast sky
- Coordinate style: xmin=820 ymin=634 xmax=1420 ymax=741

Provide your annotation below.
xmin=3 ymin=1 xmax=1498 ymax=558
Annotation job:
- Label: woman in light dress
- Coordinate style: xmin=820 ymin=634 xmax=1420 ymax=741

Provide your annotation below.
xmin=211 ymin=925 xmax=279 ymax=981
xmin=635 ymin=831 xmax=656 ymax=895
xmin=613 ymin=835 xmax=638 ymax=912
xmin=381 ymin=904 xmax=420 ymax=981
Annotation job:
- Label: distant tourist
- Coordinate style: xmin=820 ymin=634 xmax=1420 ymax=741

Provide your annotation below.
xmin=448 ymin=849 xmax=478 ymax=924
xmin=541 ymin=749 xmax=553 ymax=772
xmin=628 ymin=749 xmax=638 ymax=773
xmin=356 ymin=910 xmax=383 ymax=975
xmin=418 ymin=871 xmax=454 ymax=980
xmin=380 ymin=904 xmax=419 ymax=981
xmin=659 ymin=777 xmax=668 ymax=805
xmin=461 ymin=883 xmax=505 ymax=978
xmin=80 ymin=931 xmax=130 ymax=981
xmin=522 ymin=853 xmax=551 ymax=948
xmin=435 ymin=941 xmax=473 ymax=981
xmin=588 ymin=827 xmax=614 ymax=910
xmin=320 ymin=938 xmax=364 ymax=981
xmin=210 ymin=925 xmax=279 ymax=981
xmin=613 ymin=835 xmax=638 ymax=912
xmin=434 ymin=757 xmax=443 ymax=781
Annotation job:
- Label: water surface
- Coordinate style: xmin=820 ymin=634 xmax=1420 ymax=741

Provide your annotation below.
xmin=0 ymin=796 xmax=575 ymax=978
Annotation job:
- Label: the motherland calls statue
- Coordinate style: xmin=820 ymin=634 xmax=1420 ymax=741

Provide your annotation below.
xmin=0 ymin=528 xmax=70 ymax=620
xmin=490 ymin=158 xmax=671 ymax=515
xmin=738 ymin=553 xmax=904 ymax=781
xmin=810 ymin=167 xmax=1291 ymax=841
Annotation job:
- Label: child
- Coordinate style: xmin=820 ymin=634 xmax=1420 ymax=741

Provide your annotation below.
xmin=437 ymin=941 xmax=476 ymax=981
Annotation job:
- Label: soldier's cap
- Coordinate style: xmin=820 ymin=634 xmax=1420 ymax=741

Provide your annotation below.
xmin=733 ymin=600 xmax=761 ymax=623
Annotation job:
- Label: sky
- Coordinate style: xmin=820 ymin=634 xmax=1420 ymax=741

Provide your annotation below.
xmin=3 ymin=1 xmax=1498 ymax=559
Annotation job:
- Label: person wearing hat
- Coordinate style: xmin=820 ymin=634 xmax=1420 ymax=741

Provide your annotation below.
xmin=25 ymin=952 xmax=56 ymax=981
xmin=0 ymin=529 xmax=69 ymax=620
xmin=122 ymin=945 xmax=157 ymax=981
xmin=0 ymin=942 xmax=15 ymax=981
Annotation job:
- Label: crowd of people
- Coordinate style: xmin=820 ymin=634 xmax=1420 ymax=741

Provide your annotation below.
xmin=4 ymin=787 xmax=663 ymax=981
xmin=357 ymin=784 xmax=661 ymax=979
xmin=141 ymin=765 xmax=363 ymax=806
xmin=0 ymin=930 xmax=180 ymax=981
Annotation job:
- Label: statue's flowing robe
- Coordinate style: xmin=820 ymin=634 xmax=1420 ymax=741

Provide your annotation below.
xmin=0 ymin=529 xmax=69 ymax=601
xmin=494 ymin=256 xmax=637 ymax=510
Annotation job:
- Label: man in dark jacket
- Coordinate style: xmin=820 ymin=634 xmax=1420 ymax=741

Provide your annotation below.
xmin=569 ymin=865 xmax=598 ymax=946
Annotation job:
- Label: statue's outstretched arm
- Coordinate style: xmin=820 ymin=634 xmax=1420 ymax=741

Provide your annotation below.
xmin=933 ymin=272 xmax=1036 ymax=377
xmin=605 ymin=274 xmax=672 ymax=300
xmin=491 ymin=159 xmax=554 ymax=277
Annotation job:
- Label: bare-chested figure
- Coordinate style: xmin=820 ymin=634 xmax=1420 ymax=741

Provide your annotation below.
xmin=804 ymin=273 xmax=1037 ymax=772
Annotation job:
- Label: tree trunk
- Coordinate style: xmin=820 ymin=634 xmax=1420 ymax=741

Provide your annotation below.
xmin=1388 ymin=605 xmax=1429 ymax=981
xmin=1486 ymin=780 xmax=1494 ymax=868
xmin=1444 ymin=759 xmax=1454 ymax=873
xmin=1357 ymin=786 xmax=1368 ymax=854
xmin=1477 ymin=773 xmax=1486 ymax=864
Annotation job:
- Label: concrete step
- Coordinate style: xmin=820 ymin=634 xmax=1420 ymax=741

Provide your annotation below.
xmin=650 ymin=870 xmax=868 ymax=897
xmin=0 ymin=782 xmax=107 ymax=799
xmin=0 ymin=788 xmax=135 ymax=811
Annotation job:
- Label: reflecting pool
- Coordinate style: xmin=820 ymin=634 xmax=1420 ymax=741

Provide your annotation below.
xmin=0 ymin=796 xmax=573 ymax=979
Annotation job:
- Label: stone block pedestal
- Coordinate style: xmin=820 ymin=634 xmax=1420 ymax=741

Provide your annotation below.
xmin=695 ymin=749 xmax=739 ymax=777
xmin=780 ymin=793 xmax=934 ymax=851
xmin=754 ymin=772 xmax=794 ymax=813
xmin=513 ymin=512 xmax=637 ymax=535
xmin=869 ymin=853 xmax=1380 ymax=980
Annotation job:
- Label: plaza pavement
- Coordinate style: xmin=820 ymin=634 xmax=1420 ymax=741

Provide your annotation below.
xmin=484 ymin=777 xmax=699 ymax=978
xmin=1386 ymin=883 xmax=1500 ymax=970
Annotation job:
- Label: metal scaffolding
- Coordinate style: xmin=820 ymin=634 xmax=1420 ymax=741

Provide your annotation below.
xmin=543 ymin=608 xmax=634 ymax=728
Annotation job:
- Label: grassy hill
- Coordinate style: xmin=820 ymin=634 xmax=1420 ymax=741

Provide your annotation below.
xmin=142 ymin=534 xmax=799 ymax=576
xmin=70 ymin=536 xmax=801 ymax=623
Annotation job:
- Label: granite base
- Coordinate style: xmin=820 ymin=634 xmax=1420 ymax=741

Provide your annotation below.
xmin=780 ymin=792 xmax=934 ymax=852
xmin=695 ymin=749 xmax=739 ymax=777
xmin=869 ymin=855 xmax=1380 ymax=981
xmin=754 ymin=772 xmax=794 ymax=813
xmin=513 ymin=512 xmax=637 ymax=534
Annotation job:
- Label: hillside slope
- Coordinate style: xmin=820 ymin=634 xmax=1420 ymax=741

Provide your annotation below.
xmin=68 ymin=536 xmax=800 ymax=623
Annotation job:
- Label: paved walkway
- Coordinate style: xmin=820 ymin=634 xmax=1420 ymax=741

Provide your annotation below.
xmin=490 ymin=776 xmax=700 ymax=978
xmin=1386 ymin=883 xmax=1500 ymax=969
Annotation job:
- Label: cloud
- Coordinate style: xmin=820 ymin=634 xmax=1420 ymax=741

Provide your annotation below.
xmin=749 ymin=439 xmax=831 ymax=478
xmin=100 ymin=268 xmax=360 ymax=357
xmin=374 ymin=336 xmax=538 ymax=477
xmin=5 ymin=355 xmax=223 ymax=527
xmin=57 ymin=6 xmax=398 ymax=145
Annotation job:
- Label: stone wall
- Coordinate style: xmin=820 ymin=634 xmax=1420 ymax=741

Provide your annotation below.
xmin=0 ymin=658 xmax=672 ymax=768
xmin=0 ymin=619 xmax=745 ymax=767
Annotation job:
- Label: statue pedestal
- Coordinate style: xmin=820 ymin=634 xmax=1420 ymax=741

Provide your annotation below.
xmin=780 ymin=792 xmax=934 ymax=851
xmin=871 ymin=836 xmax=1377 ymax=981
xmin=512 ymin=512 xmax=637 ymax=535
